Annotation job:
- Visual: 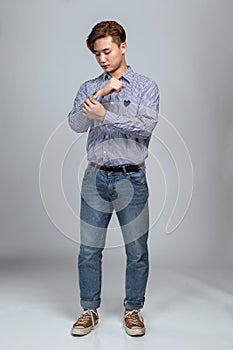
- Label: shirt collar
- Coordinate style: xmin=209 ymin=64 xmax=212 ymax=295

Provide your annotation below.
xmin=103 ymin=65 xmax=133 ymax=83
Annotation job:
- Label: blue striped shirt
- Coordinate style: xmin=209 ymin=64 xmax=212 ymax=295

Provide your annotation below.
xmin=68 ymin=66 xmax=160 ymax=166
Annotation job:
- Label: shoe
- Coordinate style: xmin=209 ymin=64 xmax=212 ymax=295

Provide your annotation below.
xmin=124 ymin=309 xmax=145 ymax=336
xmin=71 ymin=309 xmax=99 ymax=336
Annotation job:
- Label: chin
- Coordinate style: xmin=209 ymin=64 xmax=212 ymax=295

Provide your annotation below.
xmin=107 ymin=67 xmax=117 ymax=73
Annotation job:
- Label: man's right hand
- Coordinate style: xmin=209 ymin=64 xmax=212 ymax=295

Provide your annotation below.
xmin=95 ymin=77 xmax=125 ymax=97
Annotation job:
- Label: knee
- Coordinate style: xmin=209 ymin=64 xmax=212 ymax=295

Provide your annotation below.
xmin=79 ymin=244 xmax=103 ymax=263
xmin=125 ymin=234 xmax=148 ymax=262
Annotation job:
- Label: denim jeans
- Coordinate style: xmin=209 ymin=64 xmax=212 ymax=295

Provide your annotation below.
xmin=78 ymin=163 xmax=149 ymax=310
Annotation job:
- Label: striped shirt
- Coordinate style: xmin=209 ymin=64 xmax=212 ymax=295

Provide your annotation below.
xmin=68 ymin=66 xmax=160 ymax=166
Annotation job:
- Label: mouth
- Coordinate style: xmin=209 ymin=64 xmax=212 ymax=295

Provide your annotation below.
xmin=101 ymin=65 xmax=110 ymax=69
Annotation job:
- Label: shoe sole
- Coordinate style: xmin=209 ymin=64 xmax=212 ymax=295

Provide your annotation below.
xmin=124 ymin=324 xmax=145 ymax=336
xmin=71 ymin=321 xmax=98 ymax=336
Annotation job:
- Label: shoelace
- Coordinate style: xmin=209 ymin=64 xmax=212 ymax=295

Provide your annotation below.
xmin=124 ymin=309 xmax=144 ymax=325
xmin=78 ymin=309 xmax=97 ymax=327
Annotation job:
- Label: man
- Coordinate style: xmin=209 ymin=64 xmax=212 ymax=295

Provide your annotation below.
xmin=68 ymin=20 xmax=160 ymax=336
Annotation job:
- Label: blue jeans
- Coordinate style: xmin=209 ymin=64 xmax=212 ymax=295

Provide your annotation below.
xmin=78 ymin=164 xmax=149 ymax=310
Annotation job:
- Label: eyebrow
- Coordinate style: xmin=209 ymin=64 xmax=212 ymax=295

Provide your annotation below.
xmin=93 ymin=48 xmax=111 ymax=53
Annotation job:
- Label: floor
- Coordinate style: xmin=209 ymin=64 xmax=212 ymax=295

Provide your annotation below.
xmin=1 ymin=259 xmax=233 ymax=350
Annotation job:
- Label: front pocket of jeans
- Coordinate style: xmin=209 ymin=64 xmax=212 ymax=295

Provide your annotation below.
xmin=127 ymin=170 xmax=147 ymax=185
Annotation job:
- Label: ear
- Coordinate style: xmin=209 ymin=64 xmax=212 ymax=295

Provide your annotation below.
xmin=120 ymin=42 xmax=127 ymax=55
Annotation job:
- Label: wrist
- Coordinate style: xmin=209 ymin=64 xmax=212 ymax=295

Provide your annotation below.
xmin=94 ymin=88 xmax=104 ymax=97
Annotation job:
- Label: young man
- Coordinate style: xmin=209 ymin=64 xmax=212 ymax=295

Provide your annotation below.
xmin=68 ymin=20 xmax=160 ymax=336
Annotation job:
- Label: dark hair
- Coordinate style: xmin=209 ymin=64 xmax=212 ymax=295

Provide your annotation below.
xmin=86 ymin=20 xmax=126 ymax=52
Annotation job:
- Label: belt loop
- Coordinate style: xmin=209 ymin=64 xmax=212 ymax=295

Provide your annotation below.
xmin=89 ymin=161 xmax=97 ymax=171
xmin=122 ymin=165 xmax=127 ymax=174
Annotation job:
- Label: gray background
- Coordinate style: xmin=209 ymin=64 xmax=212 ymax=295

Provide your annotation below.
xmin=0 ymin=0 xmax=233 ymax=349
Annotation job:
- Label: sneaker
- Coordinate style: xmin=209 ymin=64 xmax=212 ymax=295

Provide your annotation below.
xmin=71 ymin=309 xmax=99 ymax=336
xmin=124 ymin=309 xmax=145 ymax=336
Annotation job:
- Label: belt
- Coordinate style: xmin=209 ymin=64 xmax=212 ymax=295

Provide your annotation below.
xmin=89 ymin=162 xmax=144 ymax=173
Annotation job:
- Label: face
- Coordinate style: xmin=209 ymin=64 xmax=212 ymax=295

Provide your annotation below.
xmin=93 ymin=36 xmax=127 ymax=75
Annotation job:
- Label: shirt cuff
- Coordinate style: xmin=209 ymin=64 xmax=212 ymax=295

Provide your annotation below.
xmin=92 ymin=94 xmax=102 ymax=102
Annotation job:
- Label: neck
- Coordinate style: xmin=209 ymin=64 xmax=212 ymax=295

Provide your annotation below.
xmin=110 ymin=62 xmax=128 ymax=79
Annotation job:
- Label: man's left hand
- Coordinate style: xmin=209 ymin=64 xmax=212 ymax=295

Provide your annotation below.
xmin=82 ymin=96 xmax=106 ymax=120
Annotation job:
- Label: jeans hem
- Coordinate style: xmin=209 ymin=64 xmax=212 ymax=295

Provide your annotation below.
xmin=124 ymin=300 xmax=145 ymax=310
xmin=80 ymin=299 xmax=101 ymax=310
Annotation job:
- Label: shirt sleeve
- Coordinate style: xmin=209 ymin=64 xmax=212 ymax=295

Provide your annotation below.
xmin=67 ymin=82 xmax=91 ymax=133
xmin=103 ymin=81 xmax=160 ymax=138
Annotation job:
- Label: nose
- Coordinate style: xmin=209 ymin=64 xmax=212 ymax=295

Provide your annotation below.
xmin=99 ymin=53 xmax=106 ymax=63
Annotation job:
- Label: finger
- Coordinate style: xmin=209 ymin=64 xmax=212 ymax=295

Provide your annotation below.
xmin=88 ymin=95 xmax=98 ymax=104
xmin=114 ymin=88 xmax=121 ymax=93
xmin=115 ymin=82 xmax=125 ymax=89
xmin=83 ymin=101 xmax=90 ymax=108
xmin=115 ymin=85 xmax=125 ymax=92
xmin=84 ymin=98 xmax=93 ymax=107
xmin=82 ymin=104 xmax=88 ymax=112
xmin=82 ymin=109 xmax=87 ymax=116
xmin=82 ymin=103 xmax=90 ymax=113
xmin=111 ymin=84 xmax=123 ymax=92
xmin=111 ymin=77 xmax=125 ymax=86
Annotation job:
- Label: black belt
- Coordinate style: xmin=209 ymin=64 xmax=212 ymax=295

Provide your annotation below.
xmin=89 ymin=162 xmax=144 ymax=173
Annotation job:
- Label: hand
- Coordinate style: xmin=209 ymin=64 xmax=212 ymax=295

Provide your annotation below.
xmin=96 ymin=77 xmax=125 ymax=97
xmin=82 ymin=96 xmax=106 ymax=120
